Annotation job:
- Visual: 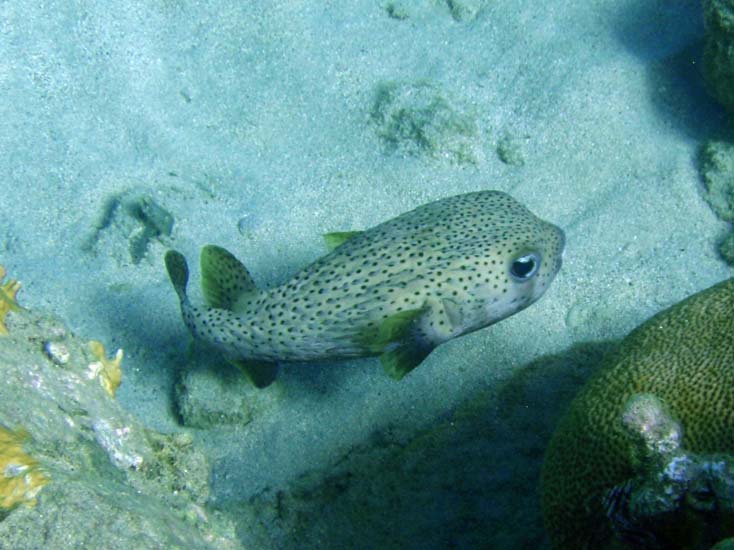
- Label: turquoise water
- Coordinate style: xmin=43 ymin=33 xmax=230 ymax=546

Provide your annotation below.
xmin=0 ymin=1 xmax=731 ymax=548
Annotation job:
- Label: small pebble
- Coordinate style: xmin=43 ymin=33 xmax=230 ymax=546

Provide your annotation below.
xmin=173 ymin=432 xmax=193 ymax=447
xmin=44 ymin=341 xmax=71 ymax=365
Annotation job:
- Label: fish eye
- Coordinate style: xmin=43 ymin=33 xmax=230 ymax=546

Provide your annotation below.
xmin=509 ymin=252 xmax=541 ymax=282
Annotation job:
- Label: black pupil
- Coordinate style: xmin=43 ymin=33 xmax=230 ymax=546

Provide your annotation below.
xmin=511 ymin=257 xmax=536 ymax=279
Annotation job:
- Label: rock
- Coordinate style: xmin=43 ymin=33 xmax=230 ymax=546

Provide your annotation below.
xmin=370 ymin=80 xmax=478 ymax=164
xmin=174 ymin=348 xmax=281 ymax=429
xmin=719 ymin=228 xmax=734 ymax=264
xmin=496 ymin=134 xmax=526 ymax=167
xmin=84 ymin=188 xmax=175 ymax=265
xmin=383 ymin=0 xmax=484 ymax=22
xmin=703 ymin=0 xmax=734 ymax=111
xmin=699 ymin=140 xmax=734 ymax=222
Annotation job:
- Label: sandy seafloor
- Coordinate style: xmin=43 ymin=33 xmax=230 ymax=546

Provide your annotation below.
xmin=1 ymin=0 xmax=733 ymax=547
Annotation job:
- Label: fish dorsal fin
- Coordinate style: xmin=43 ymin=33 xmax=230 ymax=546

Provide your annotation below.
xmin=323 ymin=231 xmax=363 ymax=251
xmin=200 ymin=245 xmax=258 ymax=311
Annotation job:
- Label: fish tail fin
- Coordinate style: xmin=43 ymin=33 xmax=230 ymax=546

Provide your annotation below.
xmin=165 ymin=250 xmax=202 ymax=338
xmin=164 ymin=249 xmax=190 ymax=303
xmin=200 ymin=245 xmax=258 ymax=311
xmin=166 ymin=248 xmax=279 ymax=389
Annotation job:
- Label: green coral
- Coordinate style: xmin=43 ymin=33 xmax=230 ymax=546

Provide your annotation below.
xmin=542 ymin=278 xmax=734 ymax=549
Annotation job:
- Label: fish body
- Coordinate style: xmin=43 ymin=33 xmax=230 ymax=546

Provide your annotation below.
xmin=165 ymin=191 xmax=565 ymax=386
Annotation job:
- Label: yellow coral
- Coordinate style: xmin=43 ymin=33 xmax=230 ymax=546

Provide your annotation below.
xmin=0 ymin=265 xmax=22 ymax=335
xmin=0 ymin=426 xmax=49 ymax=510
xmin=88 ymin=340 xmax=123 ymax=398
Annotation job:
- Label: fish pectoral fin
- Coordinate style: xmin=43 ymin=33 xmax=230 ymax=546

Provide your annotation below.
xmin=200 ymin=245 xmax=259 ymax=311
xmin=323 ymin=231 xmax=364 ymax=251
xmin=360 ymin=307 xmax=432 ymax=379
xmin=359 ymin=307 xmax=426 ymax=352
xmin=226 ymin=357 xmax=279 ymax=389
xmin=376 ymin=307 xmax=426 ymax=347
xmin=380 ymin=340 xmax=433 ymax=380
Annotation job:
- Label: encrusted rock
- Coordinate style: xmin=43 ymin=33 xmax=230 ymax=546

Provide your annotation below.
xmin=703 ymin=0 xmax=734 ymax=111
xmin=370 ymin=80 xmax=478 ymax=164
xmin=0 ymin=299 xmax=242 ymax=549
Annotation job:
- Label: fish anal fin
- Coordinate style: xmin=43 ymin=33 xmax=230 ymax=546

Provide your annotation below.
xmin=201 ymin=245 xmax=258 ymax=311
xmin=226 ymin=357 xmax=279 ymax=388
xmin=380 ymin=340 xmax=433 ymax=380
xmin=323 ymin=231 xmax=363 ymax=251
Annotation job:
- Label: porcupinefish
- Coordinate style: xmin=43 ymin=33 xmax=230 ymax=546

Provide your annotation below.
xmin=165 ymin=190 xmax=565 ymax=387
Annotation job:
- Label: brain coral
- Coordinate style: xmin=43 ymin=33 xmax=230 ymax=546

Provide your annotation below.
xmin=541 ymin=278 xmax=734 ymax=549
